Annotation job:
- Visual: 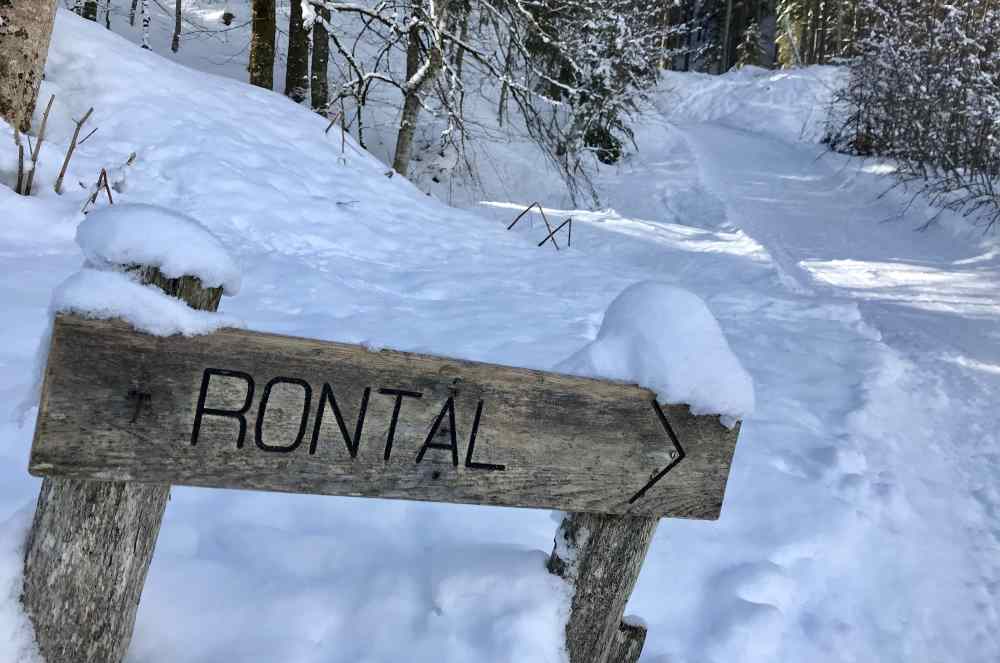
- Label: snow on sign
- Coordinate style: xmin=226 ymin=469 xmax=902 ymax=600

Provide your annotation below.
xmin=29 ymin=314 xmax=740 ymax=518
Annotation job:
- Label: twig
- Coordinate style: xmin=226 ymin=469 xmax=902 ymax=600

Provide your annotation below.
xmin=15 ymin=138 xmax=25 ymax=195
xmin=507 ymin=202 xmax=560 ymax=250
xmin=99 ymin=169 xmax=113 ymax=205
xmin=537 ymin=207 xmax=559 ymax=250
xmin=536 ymin=217 xmax=572 ymax=248
xmin=340 ymin=104 xmax=346 ymax=155
xmin=54 ymin=107 xmax=94 ymax=195
xmin=81 ymin=168 xmax=114 ymax=213
xmin=23 ymin=94 xmax=55 ymax=196
xmin=507 ymin=201 xmax=540 ymax=230
xmin=77 ymin=127 xmax=99 ymax=146
xmin=324 ymin=111 xmax=342 ymax=134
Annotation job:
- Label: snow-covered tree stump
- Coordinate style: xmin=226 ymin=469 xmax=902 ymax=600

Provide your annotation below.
xmin=548 ymin=512 xmax=658 ymax=663
xmin=21 ymin=267 xmax=223 ymax=663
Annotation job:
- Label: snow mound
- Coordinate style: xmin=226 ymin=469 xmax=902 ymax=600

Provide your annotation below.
xmin=659 ymin=65 xmax=844 ymax=144
xmin=558 ymin=282 xmax=754 ymax=421
xmin=76 ymin=204 xmax=242 ymax=295
xmin=52 ymin=269 xmax=242 ymax=337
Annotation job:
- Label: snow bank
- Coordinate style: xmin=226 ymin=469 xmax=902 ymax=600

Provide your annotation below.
xmin=76 ymin=204 xmax=242 ymax=295
xmin=52 ymin=269 xmax=242 ymax=337
xmin=558 ymin=282 xmax=754 ymax=421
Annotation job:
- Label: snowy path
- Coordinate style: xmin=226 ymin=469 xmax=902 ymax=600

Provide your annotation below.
xmin=493 ymin=115 xmax=1000 ymax=660
xmin=606 ymin=120 xmax=1000 ymax=662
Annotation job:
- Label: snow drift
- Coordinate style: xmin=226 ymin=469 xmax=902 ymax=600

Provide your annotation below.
xmin=559 ymin=281 xmax=754 ymax=422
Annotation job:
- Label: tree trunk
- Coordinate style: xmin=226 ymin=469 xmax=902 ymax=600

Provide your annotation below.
xmin=721 ymin=0 xmax=735 ymax=72
xmin=815 ymin=0 xmax=828 ymax=64
xmin=0 ymin=0 xmax=60 ymax=133
xmin=392 ymin=23 xmax=425 ymax=177
xmin=284 ymin=0 xmax=310 ymax=102
xmin=803 ymin=0 xmax=820 ymax=64
xmin=548 ymin=512 xmax=658 ymax=663
xmin=249 ymin=0 xmax=276 ymax=89
xmin=171 ymin=0 xmax=182 ymax=52
xmin=83 ymin=0 xmax=98 ymax=21
xmin=310 ymin=4 xmax=330 ymax=112
xmin=21 ymin=268 xmax=223 ymax=663
xmin=391 ymin=0 xmax=449 ymax=177
xmin=130 ymin=0 xmax=139 ymax=26
xmin=141 ymin=0 xmax=151 ymax=49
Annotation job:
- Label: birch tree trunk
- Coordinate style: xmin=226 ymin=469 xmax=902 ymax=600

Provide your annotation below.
xmin=21 ymin=268 xmax=223 ymax=663
xmin=310 ymin=4 xmax=330 ymax=112
xmin=392 ymin=27 xmax=425 ymax=177
xmin=249 ymin=0 xmax=276 ymax=89
xmin=285 ymin=0 xmax=310 ymax=102
xmin=391 ymin=0 xmax=449 ymax=177
xmin=141 ymin=0 xmax=151 ymax=49
xmin=0 ymin=0 xmax=60 ymax=133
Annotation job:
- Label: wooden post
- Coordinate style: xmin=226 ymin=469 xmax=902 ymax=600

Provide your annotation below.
xmin=607 ymin=620 xmax=647 ymax=663
xmin=548 ymin=512 xmax=658 ymax=663
xmin=21 ymin=268 xmax=222 ymax=663
xmin=549 ymin=408 xmax=740 ymax=662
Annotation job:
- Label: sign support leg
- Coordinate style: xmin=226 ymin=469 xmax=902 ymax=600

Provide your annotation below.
xmin=548 ymin=511 xmax=658 ymax=663
xmin=21 ymin=267 xmax=222 ymax=663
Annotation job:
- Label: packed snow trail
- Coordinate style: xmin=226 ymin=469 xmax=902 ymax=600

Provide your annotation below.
xmin=582 ymin=116 xmax=1000 ymax=661
xmin=676 ymin=121 xmax=1000 ymax=661
xmin=2 ymin=14 xmax=999 ymax=663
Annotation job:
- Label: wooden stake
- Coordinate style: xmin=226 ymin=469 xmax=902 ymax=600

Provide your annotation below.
xmin=21 ymin=266 xmax=223 ymax=663
xmin=548 ymin=512 xmax=659 ymax=663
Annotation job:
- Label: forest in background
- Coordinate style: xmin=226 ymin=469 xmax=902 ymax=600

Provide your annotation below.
xmin=13 ymin=0 xmax=1000 ymax=227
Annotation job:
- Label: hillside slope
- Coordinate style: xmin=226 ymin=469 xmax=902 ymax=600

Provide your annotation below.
xmin=2 ymin=11 xmax=999 ymax=663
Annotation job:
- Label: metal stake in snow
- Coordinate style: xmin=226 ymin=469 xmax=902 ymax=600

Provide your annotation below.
xmin=22 ymin=207 xmax=743 ymax=663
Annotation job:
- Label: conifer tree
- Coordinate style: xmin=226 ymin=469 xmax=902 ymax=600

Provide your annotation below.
xmin=736 ymin=21 xmax=767 ymax=67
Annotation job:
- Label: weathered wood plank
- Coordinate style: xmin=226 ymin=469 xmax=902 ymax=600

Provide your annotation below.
xmin=607 ymin=620 xmax=647 ymax=663
xmin=22 ymin=271 xmax=221 ymax=663
xmin=30 ymin=315 xmax=741 ymax=518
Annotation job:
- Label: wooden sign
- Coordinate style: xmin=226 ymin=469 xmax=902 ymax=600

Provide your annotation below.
xmin=29 ymin=314 xmax=740 ymax=518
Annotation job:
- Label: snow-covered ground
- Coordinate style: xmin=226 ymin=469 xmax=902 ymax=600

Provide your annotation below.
xmin=2 ymin=10 xmax=1000 ymax=663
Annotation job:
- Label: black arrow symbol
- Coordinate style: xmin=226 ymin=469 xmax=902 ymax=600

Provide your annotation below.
xmin=628 ymin=400 xmax=686 ymax=504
